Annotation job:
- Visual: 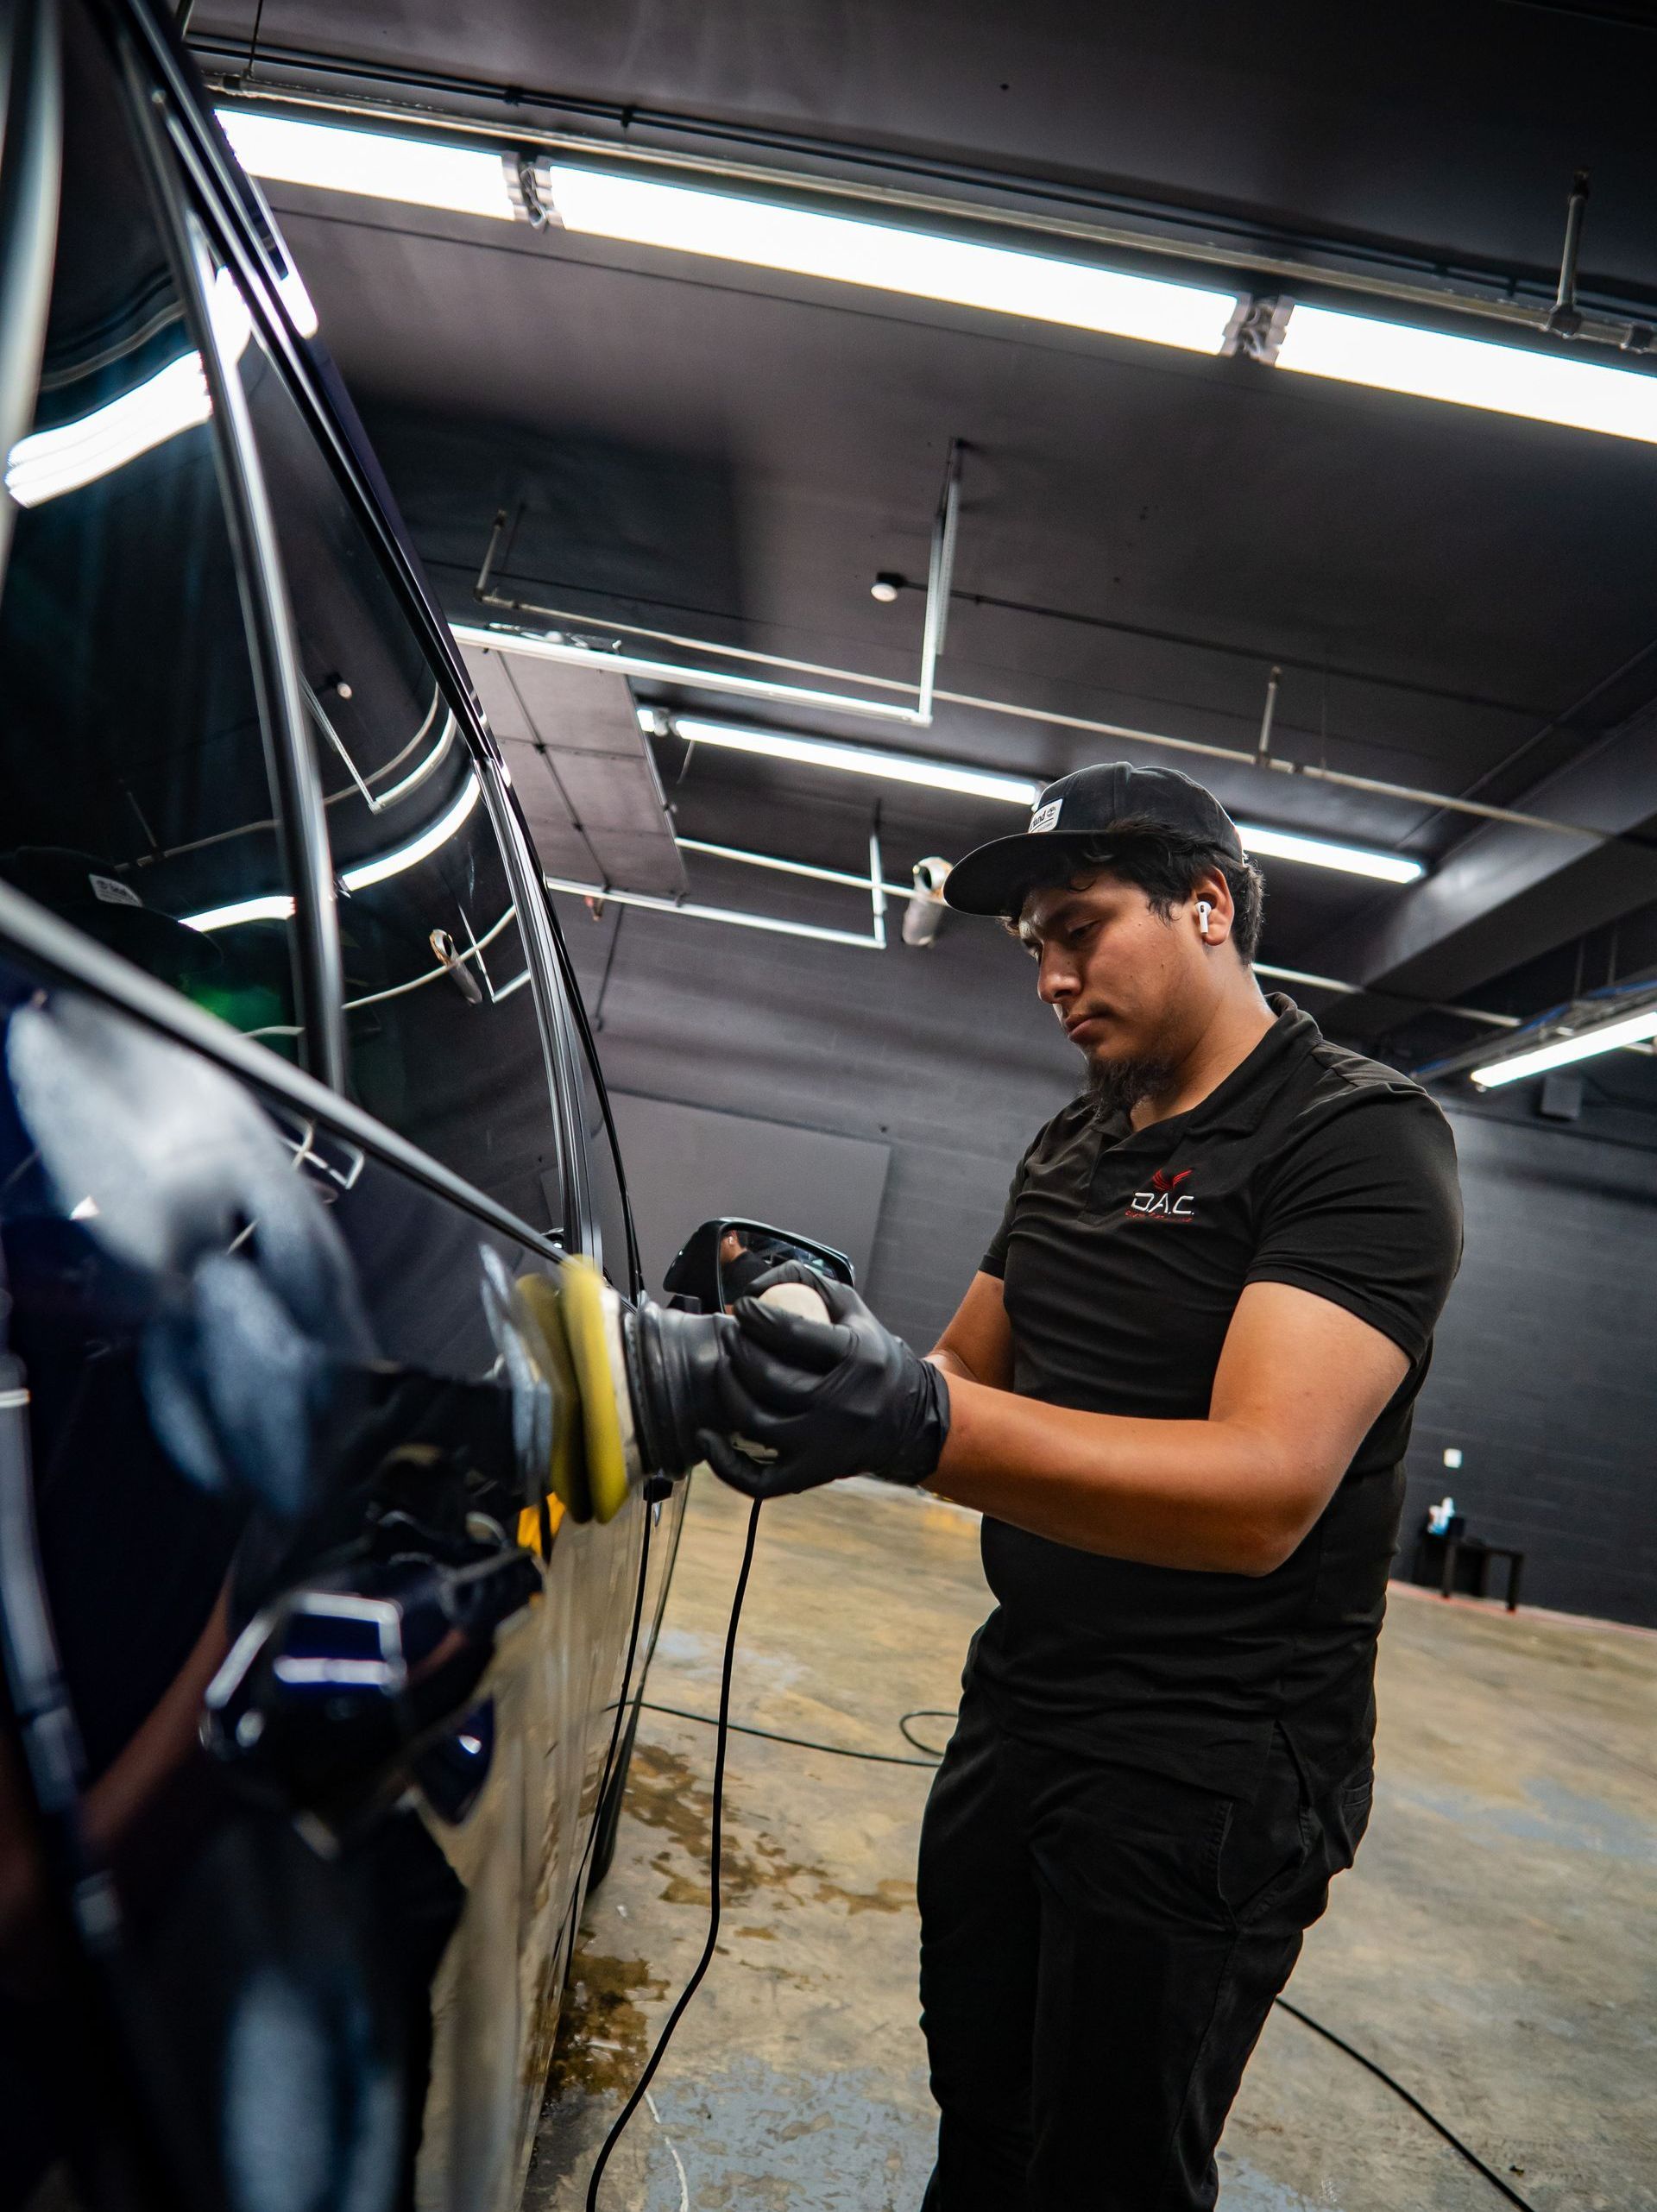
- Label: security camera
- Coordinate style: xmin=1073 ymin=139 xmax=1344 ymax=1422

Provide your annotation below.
xmin=902 ymin=857 xmax=953 ymax=948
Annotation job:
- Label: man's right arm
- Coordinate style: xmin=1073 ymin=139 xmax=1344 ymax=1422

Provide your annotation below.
xmin=930 ymin=1271 xmax=1015 ymax=1390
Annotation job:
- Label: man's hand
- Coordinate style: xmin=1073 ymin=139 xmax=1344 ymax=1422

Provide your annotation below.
xmin=696 ymin=1265 xmax=951 ymax=1500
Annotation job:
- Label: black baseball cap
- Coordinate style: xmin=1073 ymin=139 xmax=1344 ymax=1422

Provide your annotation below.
xmin=942 ymin=761 xmax=1244 ymax=917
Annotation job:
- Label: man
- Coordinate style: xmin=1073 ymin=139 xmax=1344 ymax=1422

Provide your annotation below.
xmin=701 ymin=761 xmax=1462 ymax=2211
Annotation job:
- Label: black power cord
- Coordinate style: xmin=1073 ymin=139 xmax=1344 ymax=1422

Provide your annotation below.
xmin=640 ymin=1698 xmax=942 ymax=1768
xmin=1271 ymin=2000 xmax=1537 ymax=2211
xmin=585 ymin=1498 xmax=763 ymax=2210
xmin=623 ymin=1693 xmax=1540 ymax=2212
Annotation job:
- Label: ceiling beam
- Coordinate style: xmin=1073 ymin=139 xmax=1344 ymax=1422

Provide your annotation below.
xmin=1322 ymin=692 xmax=1657 ymax=1033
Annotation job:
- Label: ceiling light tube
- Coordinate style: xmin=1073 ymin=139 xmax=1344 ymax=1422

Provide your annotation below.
xmin=216 ymin=110 xmax=1237 ymax=351
xmin=1470 ymin=1005 xmax=1657 ymax=1088
xmin=217 ymin=110 xmax=517 ymax=222
xmin=1235 ymin=822 xmax=1424 ymax=883
xmin=1276 ymin=303 xmax=1657 ymax=445
xmin=539 ymin=164 xmax=1238 ymax=351
xmin=661 ymin=716 xmax=1040 ymax=805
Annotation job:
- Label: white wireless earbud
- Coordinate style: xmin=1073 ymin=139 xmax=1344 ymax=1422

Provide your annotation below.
xmin=1197 ymin=901 xmax=1213 ymax=939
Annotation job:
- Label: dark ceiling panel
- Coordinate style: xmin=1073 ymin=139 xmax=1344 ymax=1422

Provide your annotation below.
xmin=195 ymin=1 xmax=1657 ymax=305
xmin=268 ymin=192 xmax=1657 ymax=827
xmin=186 ymin=3 xmax=1657 ymax=1051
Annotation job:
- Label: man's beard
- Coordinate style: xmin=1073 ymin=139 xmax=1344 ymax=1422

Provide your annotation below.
xmin=1087 ymin=1051 xmax=1177 ymax=1123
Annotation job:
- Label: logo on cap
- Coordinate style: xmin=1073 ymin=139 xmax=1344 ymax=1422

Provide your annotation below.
xmin=1029 ymin=800 xmax=1062 ymax=834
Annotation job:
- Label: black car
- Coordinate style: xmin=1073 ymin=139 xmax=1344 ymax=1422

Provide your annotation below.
xmin=0 ymin=2 xmax=691 ymax=2203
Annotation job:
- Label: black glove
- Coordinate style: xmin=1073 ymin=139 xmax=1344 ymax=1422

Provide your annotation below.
xmin=696 ymin=1264 xmax=950 ymax=1500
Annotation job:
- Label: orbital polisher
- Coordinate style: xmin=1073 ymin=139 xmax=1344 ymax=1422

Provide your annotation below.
xmin=514 ymin=1258 xmax=828 ymax=1522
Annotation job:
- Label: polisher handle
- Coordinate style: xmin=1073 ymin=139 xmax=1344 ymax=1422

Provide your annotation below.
xmin=755 ymin=1279 xmax=832 ymax=1325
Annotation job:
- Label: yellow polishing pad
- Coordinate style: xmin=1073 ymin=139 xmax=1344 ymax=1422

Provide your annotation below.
xmin=555 ymin=1257 xmax=636 ymax=1526
xmin=514 ymin=1272 xmax=592 ymax=1524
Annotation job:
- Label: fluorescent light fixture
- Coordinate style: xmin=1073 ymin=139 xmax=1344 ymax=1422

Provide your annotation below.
xmin=6 ymin=269 xmax=251 ymax=508
xmin=185 ymin=892 xmax=298 ymax=931
xmin=656 ymin=717 xmax=1422 ymax=877
xmin=542 ymin=166 xmax=1238 ymax=351
xmin=1276 ymin=303 xmax=1657 ymax=445
xmin=339 ymin=772 xmax=482 ymax=890
xmin=217 ymin=109 xmax=1236 ymax=350
xmin=1235 ymin=822 xmax=1424 ymax=884
xmin=662 ymin=716 xmax=1041 ymax=806
xmin=1470 ymin=1005 xmax=1657 ymax=1088
xmin=217 ymin=110 xmax=516 ymax=222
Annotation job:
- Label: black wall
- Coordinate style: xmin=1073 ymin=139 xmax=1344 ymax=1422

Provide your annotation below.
xmin=563 ymin=843 xmax=1657 ymax=1631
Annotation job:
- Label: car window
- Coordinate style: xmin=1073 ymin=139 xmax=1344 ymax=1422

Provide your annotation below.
xmin=216 ymin=270 xmax=565 ymax=1237
xmin=0 ymin=3 xmax=304 ymax=1058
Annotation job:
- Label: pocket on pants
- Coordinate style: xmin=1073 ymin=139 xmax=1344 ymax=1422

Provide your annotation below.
xmin=1216 ymin=1728 xmax=1314 ymax=1928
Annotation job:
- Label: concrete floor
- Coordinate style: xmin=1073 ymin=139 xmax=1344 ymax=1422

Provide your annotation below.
xmin=526 ymin=1477 xmax=1657 ymax=2212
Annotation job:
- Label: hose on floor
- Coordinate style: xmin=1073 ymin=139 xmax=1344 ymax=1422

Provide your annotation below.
xmin=627 ymin=1693 xmax=1540 ymax=2212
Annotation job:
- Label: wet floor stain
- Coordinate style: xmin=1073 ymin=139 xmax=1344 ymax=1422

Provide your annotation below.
xmin=627 ymin=1742 xmax=917 ymax=1919
xmin=546 ymin=1949 xmax=667 ymax=2099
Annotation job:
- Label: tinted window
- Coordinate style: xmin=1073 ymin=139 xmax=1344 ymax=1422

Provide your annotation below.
xmin=221 ymin=282 xmax=564 ymax=1233
xmin=0 ymin=9 xmax=303 ymax=1056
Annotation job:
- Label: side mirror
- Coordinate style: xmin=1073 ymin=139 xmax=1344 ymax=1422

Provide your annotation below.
xmin=662 ymin=1218 xmax=854 ymax=1314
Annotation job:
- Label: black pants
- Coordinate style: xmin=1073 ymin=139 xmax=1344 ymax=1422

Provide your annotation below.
xmin=917 ymin=1694 xmax=1370 ymax=2211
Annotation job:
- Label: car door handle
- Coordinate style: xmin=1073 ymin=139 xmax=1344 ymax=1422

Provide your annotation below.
xmin=200 ymin=1535 xmax=541 ymax=1837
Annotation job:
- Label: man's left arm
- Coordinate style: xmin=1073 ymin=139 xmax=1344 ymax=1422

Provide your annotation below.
xmin=708 ymin=1090 xmax=1460 ymax=1561
xmin=926 ymin=1281 xmax=1406 ymax=1575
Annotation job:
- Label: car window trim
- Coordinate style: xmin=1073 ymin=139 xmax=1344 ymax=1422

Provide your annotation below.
xmin=544 ymin=898 xmax=645 ymax=1295
xmin=0 ymin=0 xmax=62 ymax=598
xmin=137 ymin=4 xmax=504 ymax=854
xmin=115 ymin=22 xmax=347 ymax=1089
xmin=483 ymin=768 xmax=592 ymax=1258
xmin=130 ymin=14 xmax=592 ymax=1246
xmin=0 ymin=877 xmax=568 ymax=1260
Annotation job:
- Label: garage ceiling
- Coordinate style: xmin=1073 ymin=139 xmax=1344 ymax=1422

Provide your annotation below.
xmin=186 ymin=0 xmax=1657 ymax=1069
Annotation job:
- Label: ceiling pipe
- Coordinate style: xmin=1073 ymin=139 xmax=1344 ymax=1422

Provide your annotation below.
xmin=456 ymin=615 xmax=1612 ymax=848
xmin=597 ymin=831 xmax=1522 ymax=1030
xmin=917 ymin=441 xmax=963 ymax=725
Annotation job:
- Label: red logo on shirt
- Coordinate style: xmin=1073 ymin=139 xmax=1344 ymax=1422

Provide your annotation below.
xmin=1129 ymin=1167 xmax=1194 ymax=1219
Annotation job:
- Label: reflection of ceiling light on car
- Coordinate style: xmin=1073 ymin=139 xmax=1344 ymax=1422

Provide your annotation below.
xmin=5 ymin=269 xmax=252 ymax=508
xmin=1232 ymin=822 xmax=1424 ymax=884
xmin=184 ymin=776 xmax=482 ymax=933
xmin=339 ymin=772 xmax=481 ymax=890
xmin=1470 ymin=1004 xmax=1657 ymax=1088
xmin=186 ymin=891 xmax=299 ymax=932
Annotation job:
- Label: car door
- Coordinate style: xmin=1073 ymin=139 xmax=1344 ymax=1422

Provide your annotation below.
xmin=0 ymin=6 xmax=654 ymax=2208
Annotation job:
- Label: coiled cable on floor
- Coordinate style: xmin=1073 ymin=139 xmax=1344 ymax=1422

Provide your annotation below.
xmin=585 ymin=1497 xmax=763 ymax=2211
xmin=627 ymin=1692 xmax=1541 ymax=2211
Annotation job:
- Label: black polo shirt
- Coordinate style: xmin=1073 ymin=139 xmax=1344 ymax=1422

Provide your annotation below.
xmin=970 ymin=996 xmax=1462 ymax=1799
